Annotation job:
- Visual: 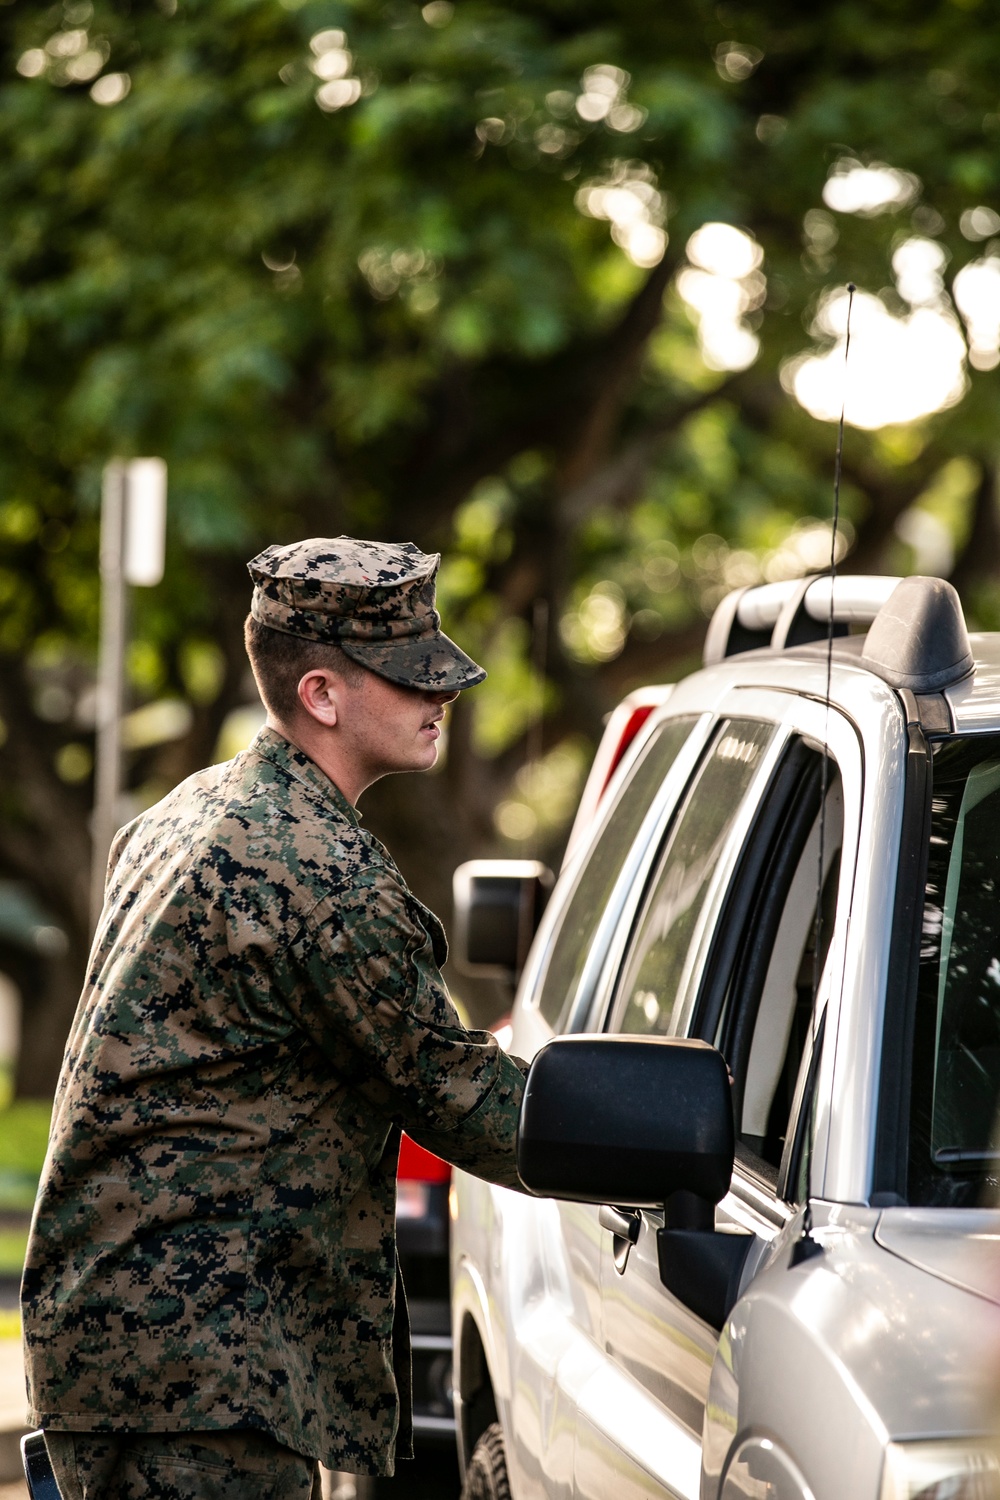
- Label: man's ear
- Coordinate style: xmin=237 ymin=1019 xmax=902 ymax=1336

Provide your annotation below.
xmin=297 ymin=669 xmax=340 ymax=727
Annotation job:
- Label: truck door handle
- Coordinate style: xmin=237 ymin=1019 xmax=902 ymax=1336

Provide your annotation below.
xmin=599 ymin=1204 xmax=641 ymax=1273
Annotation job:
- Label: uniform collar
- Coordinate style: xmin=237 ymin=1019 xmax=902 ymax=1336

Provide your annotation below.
xmin=250 ymin=727 xmax=361 ymax=827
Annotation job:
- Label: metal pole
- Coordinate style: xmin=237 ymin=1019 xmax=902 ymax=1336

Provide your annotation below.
xmin=90 ymin=461 xmax=129 ymax=932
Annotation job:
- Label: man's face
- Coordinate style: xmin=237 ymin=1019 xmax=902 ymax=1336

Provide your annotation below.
xmin=333 ymin=669 xmax=459 ymax=785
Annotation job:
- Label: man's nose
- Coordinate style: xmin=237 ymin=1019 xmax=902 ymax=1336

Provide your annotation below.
xmin=426 ymin=688 xmax=460 ymax=706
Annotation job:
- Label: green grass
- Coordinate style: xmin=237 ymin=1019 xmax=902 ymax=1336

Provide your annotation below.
xmin=0 ymin=1229 xmax=28 ymax=1277
xmin=0 ymin=1097 xmax=52 ymax=1279
xmin=0 ymin=1099 xmax=52 ymax=1176
xmin=0 ymin=1097 xmax=52 ymax=1216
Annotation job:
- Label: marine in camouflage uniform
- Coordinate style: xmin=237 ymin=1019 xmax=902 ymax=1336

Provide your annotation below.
xmin=21 ymin=539 xmax=526 ymax=1496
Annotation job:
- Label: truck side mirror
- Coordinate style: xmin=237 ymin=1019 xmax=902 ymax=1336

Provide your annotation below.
xmin=452 ymin=860 xmax=553 ymax=982
xmin=517 ymin=1034 xmax=750 ymax=1330
xmin=516 ymin=1035 xmax=734 ymax=1208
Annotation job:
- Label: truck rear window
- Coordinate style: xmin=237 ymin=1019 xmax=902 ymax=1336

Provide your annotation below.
xmin=535 ymin=716 xmax=696 ymax=1029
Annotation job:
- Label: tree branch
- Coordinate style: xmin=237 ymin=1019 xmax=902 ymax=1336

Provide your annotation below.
xmin=0 ymin=659 xmax=92 ymax=934
xmin=556 ymin=252 xmax=679 ymax=495
xmin=950 ymin=460 xmax=1000 ymax=599
xmin=558 ymin=372 xmax=745 ymax=528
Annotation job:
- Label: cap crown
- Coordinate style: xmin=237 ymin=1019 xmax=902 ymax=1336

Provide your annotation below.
xmin=249 ymin=537 xmax=442 ymax=645
xmin=247 ymin=536 xmax=486 ymax=691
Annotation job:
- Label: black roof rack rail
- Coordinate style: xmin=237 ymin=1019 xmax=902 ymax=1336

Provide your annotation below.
xmin=704 ymin=574 xmax=974 ymax=694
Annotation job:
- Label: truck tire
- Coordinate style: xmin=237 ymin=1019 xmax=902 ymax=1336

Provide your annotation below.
xmin=460 ymin=1423 xmax=511 ymax=1500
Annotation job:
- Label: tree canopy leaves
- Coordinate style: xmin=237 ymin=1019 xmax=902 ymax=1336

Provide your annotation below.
xmin=2 ymin=0 xmax=999 ymax=1082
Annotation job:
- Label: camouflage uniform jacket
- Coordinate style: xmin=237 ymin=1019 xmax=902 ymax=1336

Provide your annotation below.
xmin=21 ymin=728 xmax=526 ymax=1475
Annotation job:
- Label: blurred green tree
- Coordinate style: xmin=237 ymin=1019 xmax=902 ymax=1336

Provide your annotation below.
xmin=1 ymin=0 xmax=999 ymax=1088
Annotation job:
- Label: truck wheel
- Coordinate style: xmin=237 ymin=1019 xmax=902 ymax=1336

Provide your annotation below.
xmin=460 ymin=1423 xmax=511 ymax=1500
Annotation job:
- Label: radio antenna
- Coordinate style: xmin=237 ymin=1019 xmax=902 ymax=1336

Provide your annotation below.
xmin=792 ymin=281 xmax=856 ymax=1269
xmin=812 ymin=281 xmax=856 ymax=1008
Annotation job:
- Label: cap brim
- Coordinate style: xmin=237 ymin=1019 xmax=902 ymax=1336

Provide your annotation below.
xmin=340 ymin=630 xmax=486 ymax=691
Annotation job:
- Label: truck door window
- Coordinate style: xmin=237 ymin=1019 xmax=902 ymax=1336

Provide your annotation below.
xmin=612 ymin=731 xmax=842 ymax=1191
xmin=908 ymin=735 xmax=1000 ymax=1207
xmin=730 ymin=769 xmax=841 ymax=1170
xmin=535 ymin=716 xmax=696 ymax=1029
xmin=709 ymin=745 xmax=841 ymax=1183
xmin=611 ymin=720 xmax=775 ymax=1039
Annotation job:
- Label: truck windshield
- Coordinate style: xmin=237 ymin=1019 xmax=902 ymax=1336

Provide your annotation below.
xmin=909 ymin=735 xmax=1000 ymax=1206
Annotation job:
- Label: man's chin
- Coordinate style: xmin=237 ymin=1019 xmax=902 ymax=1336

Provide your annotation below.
xmin=381 ymin=745 xmax=439 ymax=777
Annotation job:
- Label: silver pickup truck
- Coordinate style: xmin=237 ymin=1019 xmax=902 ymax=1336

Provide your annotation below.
xmin=450 ymin=573 xmax=1000 ymax=1500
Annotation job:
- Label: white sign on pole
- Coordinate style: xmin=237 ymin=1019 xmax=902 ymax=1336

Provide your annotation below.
xmin=124 ymin=457 xmax=167 ymax=587
xmin=91 ymin=456 xmax=168 ymax=930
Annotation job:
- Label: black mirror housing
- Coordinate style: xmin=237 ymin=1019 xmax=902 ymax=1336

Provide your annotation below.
xmin=517 ymin=1035 xmax=734 ymax=1209
xmin=452 ymin=860 xmax=553 ymax=980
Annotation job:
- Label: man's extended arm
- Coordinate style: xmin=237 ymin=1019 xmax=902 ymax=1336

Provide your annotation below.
xmin=282 ymin=873 xmax=527 ymax=1191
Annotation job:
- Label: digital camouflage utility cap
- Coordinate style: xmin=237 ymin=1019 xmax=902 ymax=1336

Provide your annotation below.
xmin=248 ymin=536 xmax=486 ymax=692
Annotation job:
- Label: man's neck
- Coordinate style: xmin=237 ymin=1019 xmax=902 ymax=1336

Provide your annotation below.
xmin=266 ymin=714 xmax=368 ymax=806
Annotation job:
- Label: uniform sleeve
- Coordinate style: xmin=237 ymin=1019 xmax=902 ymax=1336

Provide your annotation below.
xmin=284 ymin=872 xmax=527 ymax=1191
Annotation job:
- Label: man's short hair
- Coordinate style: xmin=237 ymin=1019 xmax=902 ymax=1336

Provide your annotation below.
xmin=244 ymin=614 xmax=365 ymax=723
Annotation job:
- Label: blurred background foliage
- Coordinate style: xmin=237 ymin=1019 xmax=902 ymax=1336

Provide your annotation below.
xmin=1 ymin=0 xmax=1000 ymax=1088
